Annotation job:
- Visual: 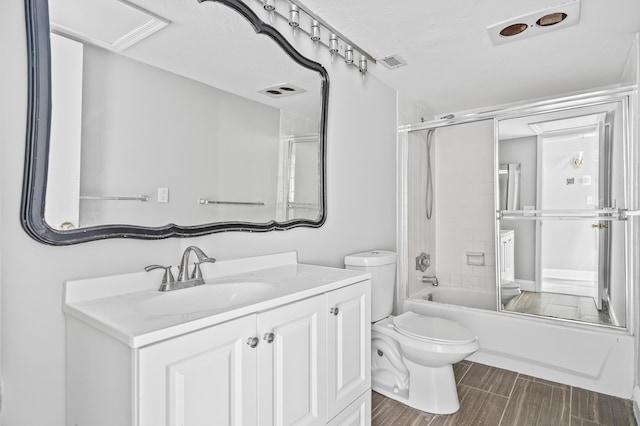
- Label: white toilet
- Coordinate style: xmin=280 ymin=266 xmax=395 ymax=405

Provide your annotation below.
xmin=501 ymin=282 xmax=521 ymax=306
xmin=345 ymin=250 xmax=479 ymax=415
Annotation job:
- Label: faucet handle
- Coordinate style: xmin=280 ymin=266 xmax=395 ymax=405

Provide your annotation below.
xmin=191 ymin=256 xmax=216 ymax=280
xmin=191 ymin=262 xmax=203 ymax=280
xmin=191 ymin=258 xmax=216 ymax=280
xmin=145 ymin=265 xmax=175 ymax=284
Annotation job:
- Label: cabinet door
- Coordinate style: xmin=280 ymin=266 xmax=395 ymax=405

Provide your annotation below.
xmin=138 ymin=314 xmax=258 ymax=426
xmin=258 ymin=295 xmax=326 ymax=426
xmin=327 ymin=390 xmax=371 ymax=426
xmin=326 ymin=281 xmax=371 ymax=420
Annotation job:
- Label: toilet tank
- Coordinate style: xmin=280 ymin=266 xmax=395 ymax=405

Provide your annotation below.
xmin=344 ymin=250 xmax=397 ymax=322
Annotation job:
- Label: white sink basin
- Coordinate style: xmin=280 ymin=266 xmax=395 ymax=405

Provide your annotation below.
xmin=136 ymin=281 xmax=281 ymax=316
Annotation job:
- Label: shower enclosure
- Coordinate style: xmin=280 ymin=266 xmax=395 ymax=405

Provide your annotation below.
xmin=400 ymin=119 xmax=497 ymax=308
xmin=398 ymin=88 xmax=637 ymax=330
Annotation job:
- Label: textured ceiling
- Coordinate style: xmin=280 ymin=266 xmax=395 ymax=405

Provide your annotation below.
xmin=301 ymin=0 xmax=640 ymax=116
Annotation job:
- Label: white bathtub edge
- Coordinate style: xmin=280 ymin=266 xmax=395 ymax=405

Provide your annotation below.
xmin=404 ymin=298 xmax=634 ymax=399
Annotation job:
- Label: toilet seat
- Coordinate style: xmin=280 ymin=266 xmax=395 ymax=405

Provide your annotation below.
xmin=501 ymin=282 xmax=520 ymax=289
xmin=393 ymin=312 xmax=476 ymax=344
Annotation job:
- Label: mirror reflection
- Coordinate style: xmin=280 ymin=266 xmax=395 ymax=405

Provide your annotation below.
xmin=497 ymin=101 xmax=627 ymax=327
xmin=43 ymin=0 xmax=325 ymax=231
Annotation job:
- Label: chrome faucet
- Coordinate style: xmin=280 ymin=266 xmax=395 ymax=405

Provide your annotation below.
xmin=178 ymin=246 xmax=216 ymax=284
xmin=145 ymin=246 xmax=216 ymax=291
xmin=422 ymin=275 xmax=439 ymax=286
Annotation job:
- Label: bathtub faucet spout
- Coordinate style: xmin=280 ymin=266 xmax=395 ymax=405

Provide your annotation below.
xmin=422 ymin=275 xmax=439 ymax=286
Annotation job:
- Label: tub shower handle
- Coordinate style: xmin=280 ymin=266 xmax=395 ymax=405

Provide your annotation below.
xmin=246 ymin=337 xmax=259 ymax=348
xmin=330 ymin=307 xmax=340 ymax=316
xmin=415 ymin=252 xmax=430 ymax=272
xmin=263 ymin=332 xmax=275 ymax=343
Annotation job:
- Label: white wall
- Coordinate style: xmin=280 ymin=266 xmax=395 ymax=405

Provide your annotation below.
xmin=0 ymin=2 xmax=397 ymax=426
xmin=540 ymin=133 xmax=600 ymax=275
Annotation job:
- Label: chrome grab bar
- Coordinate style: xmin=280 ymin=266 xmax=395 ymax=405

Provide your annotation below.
xmin=199 ymin=198 xmax=264 ymax=206
xmin=80 ymin=194 xmax=149 ymax=202
xmin=287 ymin=202 xmax=318 ymax=209
xmin=498 ymin=208 xmax=626 ymax=221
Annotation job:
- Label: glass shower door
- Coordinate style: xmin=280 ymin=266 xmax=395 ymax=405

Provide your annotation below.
xmin=537 ymin=123 xmax=607 ymax=309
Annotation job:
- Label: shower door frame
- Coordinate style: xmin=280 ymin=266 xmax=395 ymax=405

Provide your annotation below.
xmin=397 ymin=86 xmax=637 ymax=333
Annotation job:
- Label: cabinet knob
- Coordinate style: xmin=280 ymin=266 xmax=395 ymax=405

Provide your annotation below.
xmin=330 ymin=307 xmax=339 ymax=316
xmin=263 ymin=332 xmax=275 ymax=343
xmin=246 ymin=337 xmax=259 ymax=348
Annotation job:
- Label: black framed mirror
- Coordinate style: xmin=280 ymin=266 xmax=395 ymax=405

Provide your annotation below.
xmin=22 ymin=0 xmax=329 ymax=245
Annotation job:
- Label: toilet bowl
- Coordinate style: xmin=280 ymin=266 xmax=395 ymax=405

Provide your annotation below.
xmin=344 ymin=250 xmax=479 ymax=415
xmin=372 ymin=312 xmax=479 ymax=414
xmin=501 ymin=282 xmax=521 ymax=305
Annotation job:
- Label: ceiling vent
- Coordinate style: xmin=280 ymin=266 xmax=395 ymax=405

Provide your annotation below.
xmin=377 ymin=54 xmax=408 ymax=70
xmin=487 ymin=0 xmax=580 ymax=45
xmin=258 ymin=83 xmax=307 ymax=98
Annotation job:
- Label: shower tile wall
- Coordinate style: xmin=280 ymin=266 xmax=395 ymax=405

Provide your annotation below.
xmin=400 ymin=94 xmax=435 ymax=297
xmin=433 ymin=120 xmax=496 ymax=290
xmin=407 ymin=131 xmax=437 ymax=296
xmin=407 ymin=120 xmax=496 ymax=295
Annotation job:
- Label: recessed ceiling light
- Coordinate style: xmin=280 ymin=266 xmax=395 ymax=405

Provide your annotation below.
xmin=536 ymin=12 xmax=568 ymax=27
xmin=499 ymin=23 xmax=528 ymax=37
xmin=259 ymin=83 xmax=307 ymax=98
xmin=486 ymin=0 xmax=580 ymax=45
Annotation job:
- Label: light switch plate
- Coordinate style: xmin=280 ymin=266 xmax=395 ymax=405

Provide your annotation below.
xmin=158 ymin=187 xmax=169 ymax=203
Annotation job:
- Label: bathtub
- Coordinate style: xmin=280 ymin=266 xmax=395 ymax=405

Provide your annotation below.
xmin=403 ymin=290 xmax=634 ymax=399
xmin=414 ymin=286 xmax=497 ymax=311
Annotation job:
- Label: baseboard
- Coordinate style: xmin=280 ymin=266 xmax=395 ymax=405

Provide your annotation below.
xmin=515 ymin=279 xmax=535 ymax=292
xmin=634 ymin=386 xmax=640 ymax=424
xmin=543 ymin=268 xmax=595 ymax=282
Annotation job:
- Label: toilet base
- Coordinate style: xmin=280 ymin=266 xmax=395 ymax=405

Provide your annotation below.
xmin=373 ymin=358 xmax=461 ymax=415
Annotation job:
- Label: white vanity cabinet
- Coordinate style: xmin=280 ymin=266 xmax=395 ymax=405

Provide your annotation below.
xmin=65 ymin=263 xmax=371 ymax=426
xmin=258 ymin=295 xmax=327 ymax=425
xmin=138 ymin=314 xmax=259 ymax=426
xmin=326 ymin=390 xmax=371 ymax=426
xmin=139 ymin=295 xmax=327 ymax=426
xmin=326 ymin=282 xmax=371 ymax=421
xmin=500 ymin=229 xmax=515 ymax=283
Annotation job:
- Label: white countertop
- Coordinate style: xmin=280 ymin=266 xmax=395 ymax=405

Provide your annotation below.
xmin=64 ymin=252 xmax=370 ymax=348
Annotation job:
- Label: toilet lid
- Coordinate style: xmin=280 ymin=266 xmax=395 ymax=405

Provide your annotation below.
xmin=393 ymin=312 xmax=477 ymax=344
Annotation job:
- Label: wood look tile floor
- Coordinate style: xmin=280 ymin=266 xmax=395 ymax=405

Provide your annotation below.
xmin=372 ymin=361 xmax=636 ymax=426
xmin=505 ymin=291 xmax=613 ymax=326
